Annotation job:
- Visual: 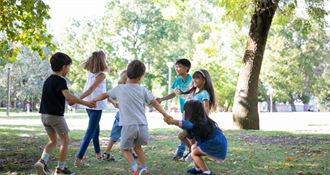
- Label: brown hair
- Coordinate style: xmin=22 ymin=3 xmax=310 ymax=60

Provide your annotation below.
xmin=81 ymin=50 xmax=109 ymax=73
xmin=126 ymin=60 xmax=145 ymax=79
xmin=118 ymin=70 xmax=127 ymax=84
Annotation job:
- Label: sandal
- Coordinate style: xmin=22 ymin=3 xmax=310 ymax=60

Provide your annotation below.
xmin=74 ymin=160 xmax=90 ymax=167
xmin=96 ymin=153 xmax=102 ymax=160
xmin=102 ymin=153 xmax=115 ymax=161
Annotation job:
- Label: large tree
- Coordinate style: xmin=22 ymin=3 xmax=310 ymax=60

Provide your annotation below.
xmin=0 ymin=0 xmax=55 ymax=62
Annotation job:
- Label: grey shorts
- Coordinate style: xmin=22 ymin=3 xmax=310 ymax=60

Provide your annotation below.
xmin=41 ymin=114 xmax=70 ymax=135
xmin=120 ymin=125 xmax=148 ymax=150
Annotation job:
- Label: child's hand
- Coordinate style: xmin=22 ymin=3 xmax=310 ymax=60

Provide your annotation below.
xmin=113 ymin=102 xmax=119 ymax=109
xmin=67 ymin=101 xmax=75 ymax=106
xmin=163 ymin=115 xmax=173 ymax=125
xmin=155 ymin=97 xmax=162 ymax=104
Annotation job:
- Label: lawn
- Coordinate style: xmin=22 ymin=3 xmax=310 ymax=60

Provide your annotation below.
xmin=0 ymin=114 xmax=329 ymax=175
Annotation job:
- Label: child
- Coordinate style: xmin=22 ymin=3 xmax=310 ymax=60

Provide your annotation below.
xmin=92 ymin=59 xmax=172 ymax=174
xmin=178 ymin=69 xmax=216 ymax=162
xmin=73 ymin=50 xmax=115 ymax=167
xmin=164 ymin=100 xmax=227 ymax=175
xmin=35 ymin=52 xmax=95 ymax=175
xmin=155 ymin=58 xmax=192 ymax=160
xmin=102 ymin=70 xmax=138 ymax=161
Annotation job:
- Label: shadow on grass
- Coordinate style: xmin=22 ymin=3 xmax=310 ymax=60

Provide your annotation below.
xmin=0 ymin=125 xmax=329 ymax=175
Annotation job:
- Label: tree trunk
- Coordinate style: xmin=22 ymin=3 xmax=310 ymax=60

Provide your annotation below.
xmin=272 ymin=100 xmax=278 ymax=112
xmin=288 ymin=92 xmax=297 ymax=112
xmin=233 ymin=1 xmax=278 ymax=130
xmin=259 ymin=80 xmax=270 ymax=112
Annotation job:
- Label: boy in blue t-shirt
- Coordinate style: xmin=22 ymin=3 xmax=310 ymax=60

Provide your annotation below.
xmin=156 ymin=59 xmax=192 ymax=160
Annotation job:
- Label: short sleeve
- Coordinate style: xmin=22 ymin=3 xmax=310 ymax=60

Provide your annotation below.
xmin=181 ymin=120 xmax=194 ymax=130
xmin=143 ymin=87 xmax=155 ymax=105
xmin=171 ymin=78 xmax=178 ymax=89
xmin=56 ymin=78 xmax=68 ymax=92
xmin=107 ymin=86 xmax=119 ymax=99
xmin=202 ymin=91 xmax=210 ymax=101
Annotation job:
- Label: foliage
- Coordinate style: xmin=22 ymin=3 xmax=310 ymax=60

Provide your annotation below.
xmin=0 ymin=45 xmax=52 ymax=104
xmin=0 ymin=0 xmax=56 ymax=62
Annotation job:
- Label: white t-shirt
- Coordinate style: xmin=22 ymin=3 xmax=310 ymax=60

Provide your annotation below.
xmin=82 ymin=71 xmax=108 ymax=110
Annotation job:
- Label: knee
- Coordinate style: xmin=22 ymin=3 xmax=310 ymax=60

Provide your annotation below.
xmin=178 ymin=132 xmax=185 ymax=140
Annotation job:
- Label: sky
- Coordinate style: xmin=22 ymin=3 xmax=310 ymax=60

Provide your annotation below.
xmin=43 ymin=0 xmax=108 ymax=39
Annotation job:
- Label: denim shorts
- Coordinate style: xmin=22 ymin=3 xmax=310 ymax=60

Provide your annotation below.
xmin=41 ymin=114 xmax=70 ymax=135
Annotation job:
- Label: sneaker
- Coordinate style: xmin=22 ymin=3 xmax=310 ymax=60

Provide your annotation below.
xmin=133 ymin=166 xmax=147 ymax=175
xmin=188 ymin=161 xmax=195 ymax=167
xmin=172 ymin=152 xmax=183 ymax=160
xmin=203 ymin=172 xmax=213 ymax=175
xmin=54 ymin=167 xmax=75 ymax=175
xmin=186 ymin=167 xmax=203 ymax=174
xmin=102 ymin=153 xmax=115 ymax=161
xmin=182 ymin=150 xmax=191 ymax=159
xmin=34 ymin=159 xmax=49 ymax=175
xmin=185 ymin=153 xmax=192 ymax=162
xmin=132 ymin=152 xmax=138 ymax=159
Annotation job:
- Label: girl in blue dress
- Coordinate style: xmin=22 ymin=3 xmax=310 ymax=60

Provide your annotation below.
xmin=164 ymin=100 xmax=227 ymax=175
xmin=176 ymin=69 xmax=217 ymax=162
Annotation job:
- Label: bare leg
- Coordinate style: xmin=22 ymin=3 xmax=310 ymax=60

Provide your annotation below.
xmin=178 ymin=132 xmax=192 ymax=149
xmin=44 ymin=134 xmax=58 ymax=155
xmin=121 ymin=149 xmax=135 ymax=165
xmin=191 ymin=144 xmax=209 ymax=172
xmin=133 ymin=146 xmax=146 ymax=166
xmin=104 ymin=139 xmax=116 ymax=154
xmin=58 ymin=132 xmax=69 ymax=162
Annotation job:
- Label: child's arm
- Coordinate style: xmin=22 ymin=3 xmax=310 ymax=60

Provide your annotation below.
xmin=203 ymin=100 xmax=210 ymax=115
xmin=79 ymin=73 xmax=106 ymax=100
xmin=62 ymin=89 xmax=95 ymax=108
xmin=155 ymin=92 xmax=175 ymax=104
xmin=92 ymin=93 xmax=110 ymax=103
xmin=108 ymin=97 xmax=119 ymax=108
xmin=150 ymin=99 xmax=171 ymax=118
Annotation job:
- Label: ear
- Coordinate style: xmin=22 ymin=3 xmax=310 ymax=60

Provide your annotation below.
xmin=139 ymin=75 xmax=144 ymax=80
xmin=61 ymin=65 xmax=66 ymax=71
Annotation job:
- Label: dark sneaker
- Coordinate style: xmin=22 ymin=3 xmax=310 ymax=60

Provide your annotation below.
xmin=132 ymin=153 xmax=138 ymax=159
xmin=34 ymin=158 xmax=49 ymax=175
xmin=186 ymin=167 xmax=203 ymax=174
xmin=133 ymin=166 xmax=147 ymax=175
xmin=172 ymin=152 xmax=183 ymax=160
xmin=203 ymin=172 xmax=213 ymax=175
xmin=54 ymin=167 xmax=75 ymax=175
xmin=102 ymin=153 xmax=115 ymax=161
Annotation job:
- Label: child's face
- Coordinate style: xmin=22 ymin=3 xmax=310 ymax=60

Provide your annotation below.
xmin=175 ymin=63 xmax=188 ymax=75
xmin=62 ymin=64 xmax=71 ymax=77
xmin=193 ymin=75 xmax=205 ymax=89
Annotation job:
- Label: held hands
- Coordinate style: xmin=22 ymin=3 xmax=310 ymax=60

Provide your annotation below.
xmin=155 ymin=97 xmax=162 ymax=104
xmin=113 ymin=102 xmax=119 ymax=109
xmin=67 ymin=101 xmax=75 ymax=106
xmin=163 ymin=114 xmax=173 ymax=125
xmin=86 ymin=100 xmax=96 ymax=108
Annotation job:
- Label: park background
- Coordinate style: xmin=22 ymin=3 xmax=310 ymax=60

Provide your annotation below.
xmin=0 ymin=0 xmax=330 ymax=174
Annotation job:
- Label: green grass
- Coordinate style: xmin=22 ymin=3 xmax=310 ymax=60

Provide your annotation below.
xmin=0 ymin=117 xmax=329 ymax=175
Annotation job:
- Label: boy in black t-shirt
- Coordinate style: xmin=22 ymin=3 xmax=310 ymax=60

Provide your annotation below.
xmin=35 ymin=52 xmax=95 ymax=175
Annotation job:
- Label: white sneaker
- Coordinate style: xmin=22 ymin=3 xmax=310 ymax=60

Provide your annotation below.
xmin=185 ymin=153 xmax=192 ymax=162
xmin=188 ymin=161 xmax=195 ymax=167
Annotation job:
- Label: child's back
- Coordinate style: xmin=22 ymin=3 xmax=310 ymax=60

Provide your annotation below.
xmin=108 ymin=83 xmax=154 ymax=126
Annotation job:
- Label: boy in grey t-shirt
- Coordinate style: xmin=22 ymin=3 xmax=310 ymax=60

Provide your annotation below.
xmin=92 ymin=60 xmax=172 ymax=175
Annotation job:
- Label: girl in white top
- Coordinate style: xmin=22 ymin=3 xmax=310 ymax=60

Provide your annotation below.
xmin=74 ymin=50 xmax=116 ymax=167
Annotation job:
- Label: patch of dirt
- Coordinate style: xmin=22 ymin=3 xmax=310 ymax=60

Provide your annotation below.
xmin=237 ymin=134 xmax=329 ymax=146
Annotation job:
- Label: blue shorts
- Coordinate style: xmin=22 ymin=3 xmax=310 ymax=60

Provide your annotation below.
xmin=110 ymin=111 xmax=122 ymax=142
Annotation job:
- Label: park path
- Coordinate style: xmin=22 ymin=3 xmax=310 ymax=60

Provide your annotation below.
xmin=0 ymin=112 xmax=329 ymax=134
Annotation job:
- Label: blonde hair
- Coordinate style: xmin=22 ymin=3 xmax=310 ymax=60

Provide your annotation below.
xmin=81 ymin=50 xmax=109 ymax=73
xmin=118 ymin=70 xmax=127 ymax=84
